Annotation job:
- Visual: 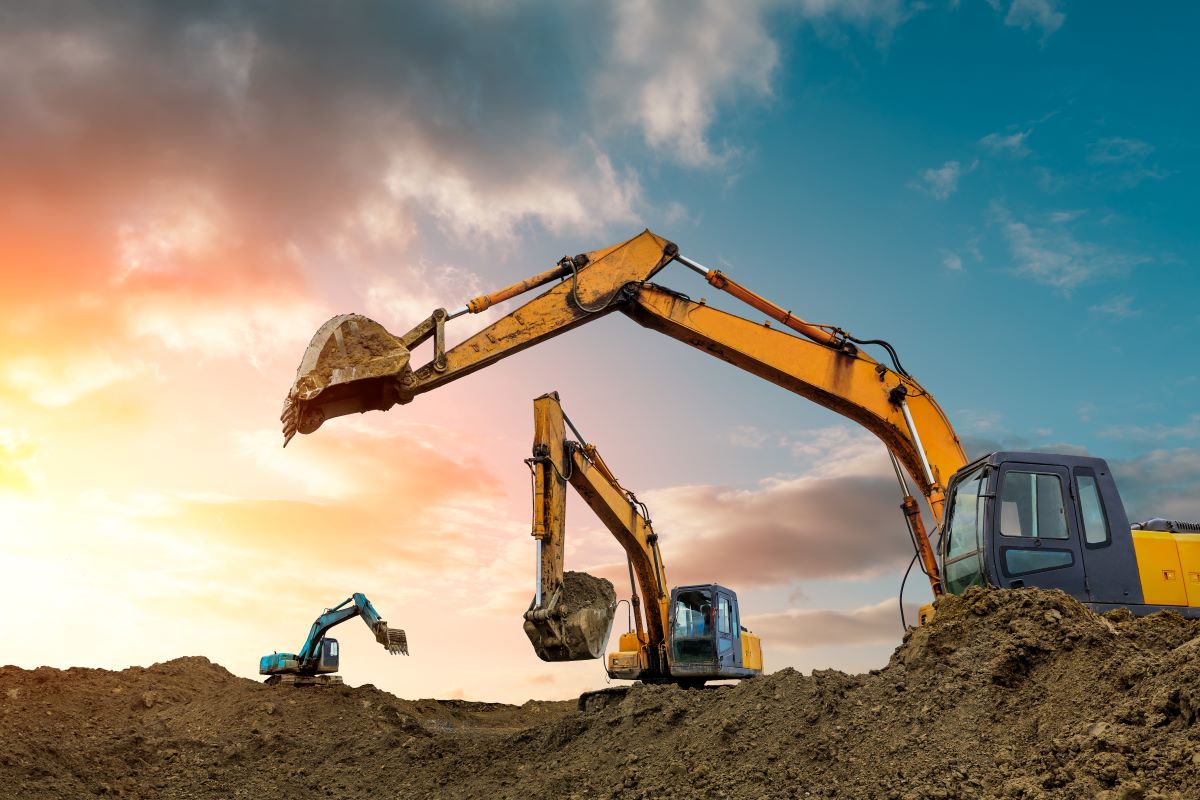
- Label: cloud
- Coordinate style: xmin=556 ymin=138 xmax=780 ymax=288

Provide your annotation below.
xmin=999 ymin=0 xmax=1065 ymax=39
xmin=1088 ymin=295 xmax=1141 ymax=320
xmin=0 ymin=4 xmax=645 ymax=286
xmin=567 ymin=428 xmax=919 ymax=593
xmin=746 ymin=598 xmax=917 ymax=647
xmin=381 ymin=139 xmax=640 ymax=239
xmin=726 ymin=424 xmax=771 ymax=448
xmin=239 ymin=422 xmax=501 ymax=503
xmin=980 ymin=129 xmax=1031 ymax=157
xmin=1047 ymin=209 xmax=1086 ymax=224
xmin=596 ymin=0 xmax=926 ymax=167
xmin=0 ymin=429 xmax=38 ymax=493
xmin=125 ymin=291 xmax=327 ymax=363
xmin=3 ymin=350 xmax=147 ymax=408
xmin=1111 ymin=448 xmax=1200 ymax=523
xmin=913 ymin=159 xmax=976 ymax=200
xmin=365 ymin=265 xmax=487 ymax=331
xmin=929 ymin=420 xmax=1200 ymax=529
xmin=631 ymin=449 xmax=915 ymax=589
xmin=114 ymin=185 xmax=228 ymax=282
xmin=596 ymin=0 xmax=780 ymax=167
xmin=1100 ymin=415 xmax=1200 ymax=445
xmin=990 ymin=203 xmax=1149 ymax=291
xmin=1088 ymin=137 xmax=1154 ymax=164
xmin=1034 ymin=166 xmax=1066 ymax=193
xmin=940 ymin=250 xmax=964 ymax=272
xmin=1086 ymin=137 xmax=1169 ymax=187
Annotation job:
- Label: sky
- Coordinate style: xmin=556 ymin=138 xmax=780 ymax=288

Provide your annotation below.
xmin=1 ymin=0 xmax=1198 ymax=703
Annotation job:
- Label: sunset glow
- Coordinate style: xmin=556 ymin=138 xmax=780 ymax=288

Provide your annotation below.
xmin=2 ymin=2 xmax=1197 ymax=703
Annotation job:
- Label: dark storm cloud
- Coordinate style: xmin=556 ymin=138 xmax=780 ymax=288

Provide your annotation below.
xmin=0 ymin=1 xmax=631 ymax=253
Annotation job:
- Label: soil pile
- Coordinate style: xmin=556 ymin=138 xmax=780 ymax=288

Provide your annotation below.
xmin=5 ymin=587 xmax=1200 ymax=799
xmin=560 ymin=570 xmax=617 ymax=611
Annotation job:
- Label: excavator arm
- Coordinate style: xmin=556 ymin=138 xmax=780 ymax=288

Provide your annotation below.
xmin=281 ymin=231 xmax=678 ymax=440
xmin=295 ymin=593 xmax=408 ymax=671
xmin=524 ymin=392 xmax=670 ymax=668
xmin=282 ymin=230 xmax=968 ymax=595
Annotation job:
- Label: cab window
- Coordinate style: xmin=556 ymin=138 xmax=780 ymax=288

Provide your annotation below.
xmin=946 ymin=465 xmax=986 ymax=559
xmin=999 ymin=471 xmax=1068 ymax=539
xmin=673 ymin=590 xmax=712 ymax=637
xmin=1075 ymin=471 xmax=1110 ymax=546
xmin=1003 ymin=548 xmax=1074 ymax=576
xmin=942 ymin=465 xmax=988 ymax=594
xmin=717 ymin=596 xmax=732 ymax=635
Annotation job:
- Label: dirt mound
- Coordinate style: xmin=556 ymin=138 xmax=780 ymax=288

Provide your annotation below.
xmin=560 ymin=570 xmax=617 ymax=610
xmin=5 ymin=588 xmax=1200 ymax=799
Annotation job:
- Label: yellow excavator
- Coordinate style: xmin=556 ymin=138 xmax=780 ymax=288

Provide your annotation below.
xmin=281 ymin=229 xmax=1200 ymax=643
xmin=523 ymin=391 xmax=762 ymax=685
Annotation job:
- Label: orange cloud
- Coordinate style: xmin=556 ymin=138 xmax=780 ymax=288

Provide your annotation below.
xmin=639 ymin=469 xmax=915 ymax=589
xmin=0 ymin=429 xmax=38 ymax=492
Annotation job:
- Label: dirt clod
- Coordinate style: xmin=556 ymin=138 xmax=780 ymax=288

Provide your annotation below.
xmin=5 ymin=588 xmax=1200 ymax=798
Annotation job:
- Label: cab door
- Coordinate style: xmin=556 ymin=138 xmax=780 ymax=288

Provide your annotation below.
xmin=715 ymin=591 xmax=742 ymax=669
xmin=990 ymin=462 xmax=1087 ymax=599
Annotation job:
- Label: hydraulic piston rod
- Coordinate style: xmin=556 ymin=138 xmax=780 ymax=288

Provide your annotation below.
xmin=674 ymin=254 xmax=851 ymax=351
xmin=465 ymin=261 xmax=574 ymax=315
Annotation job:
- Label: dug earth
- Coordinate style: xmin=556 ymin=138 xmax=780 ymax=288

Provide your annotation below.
xmin=3 ymin=588 xmax=1200 ymax=799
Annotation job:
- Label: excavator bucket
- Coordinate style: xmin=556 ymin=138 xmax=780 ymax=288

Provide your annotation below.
xmin=375 ymin=623 xmax=409 ymax=656
xmin=281 ymin=314 xmax=411 ymax=445
xmin=523 ymin=571 xmax=617 ymax=662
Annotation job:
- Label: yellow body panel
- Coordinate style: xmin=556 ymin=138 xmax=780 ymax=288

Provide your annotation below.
xmin=617 ymin=631 xmax=644 ymax=652
xmin=606 ymin=649 xmax=645 ymax=676
xmin=741 ymin=632 xmax=764 ymax=672
xmin=1133 ymin=530 xmax=1188 ymax=607
xmin=1172 ymin=535 xmax=1200 ymax=607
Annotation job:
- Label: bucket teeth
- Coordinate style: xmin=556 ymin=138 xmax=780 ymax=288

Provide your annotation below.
xmin=387 ymin=628 xmax=409 ymax=656
xmin=375 ymin=622 xmax=409 ymax=656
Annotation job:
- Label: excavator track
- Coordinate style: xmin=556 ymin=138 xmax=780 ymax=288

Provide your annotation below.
xmin=264 ymin=674 xmax=345 ymax=687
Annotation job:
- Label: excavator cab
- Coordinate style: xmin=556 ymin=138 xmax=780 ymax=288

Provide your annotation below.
xmin=315 ymin=639 xmax=339 ymax=673
xmin=937 ymin=451 xmax=1199 ymax=620
xmin=666 ymin=584 xmax=762 ymax=683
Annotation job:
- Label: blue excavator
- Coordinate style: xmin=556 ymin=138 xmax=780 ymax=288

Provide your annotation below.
xmin=259 ymin=593 xmax=408 ymax=686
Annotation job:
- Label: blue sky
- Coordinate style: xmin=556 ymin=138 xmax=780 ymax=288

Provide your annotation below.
xmin=409 ymin=0 xmax=1200 ymax=653
xmin=463 ymin=0 xmax=1200 ymax=502
xmin=2 ymin=0 xmax=1197 ymax=699
xmin=752 ymin=7 xmax=1186 ymax=447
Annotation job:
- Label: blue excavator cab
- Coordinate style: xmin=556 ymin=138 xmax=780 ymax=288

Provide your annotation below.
xmin=317 ymin=639 xmax=339 ymax=673
xmin=667 ymin=584 xmax=761 ymax=682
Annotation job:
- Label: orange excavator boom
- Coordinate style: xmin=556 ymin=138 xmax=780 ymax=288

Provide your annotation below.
xmin=281 ymin=230 xmax=968 ymax=596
